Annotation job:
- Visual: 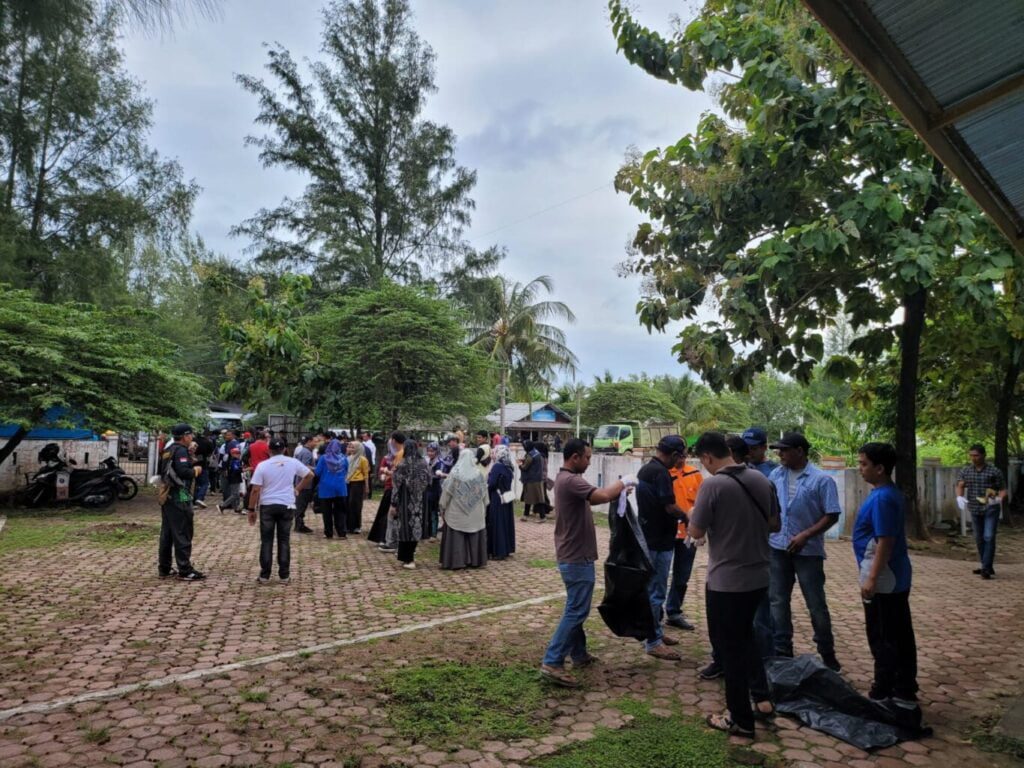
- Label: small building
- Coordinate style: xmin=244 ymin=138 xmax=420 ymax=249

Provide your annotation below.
xmin=485 ymin=403 xmax=575 ymax=444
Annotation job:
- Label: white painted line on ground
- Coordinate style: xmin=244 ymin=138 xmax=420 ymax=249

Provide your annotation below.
xmin=0 ymin=590 xmax=567 ymax=722
xmin=0 ymin=516 xmax=5 ymax=536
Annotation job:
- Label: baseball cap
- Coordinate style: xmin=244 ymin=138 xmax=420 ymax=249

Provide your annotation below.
xmin=742 ymin=427 xmax=768 ymax=446
xmin=657 ymin=435 xmax=688 ymax=455
xmin=171 ymin=423 xmax=194 ymax=438
xmin=769 ymin=431 xmax=811 ymax=452
xmin=269 ymin=437 xmax=287 ymax=450
xmin=242 ymin=431 xmax=252 ymax=439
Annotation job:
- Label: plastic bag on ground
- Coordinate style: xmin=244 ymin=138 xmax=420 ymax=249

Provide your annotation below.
xmin=597 ymin=495 xmax=656 ymax=639
xmin=766 ymin=655 xmax=932 ymax=750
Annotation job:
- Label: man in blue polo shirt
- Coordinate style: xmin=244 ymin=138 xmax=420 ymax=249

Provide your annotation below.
xmin=854 ymin=442 xmax=917 ymax=707
xmin=768 ymin=432 xmax=842 ymax=671
xmin=742 ymin=427 xmax=778 ymax=478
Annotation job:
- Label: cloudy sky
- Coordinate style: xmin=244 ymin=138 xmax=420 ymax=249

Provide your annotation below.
xmin=123 ymin=0 xmax=715 ymax=384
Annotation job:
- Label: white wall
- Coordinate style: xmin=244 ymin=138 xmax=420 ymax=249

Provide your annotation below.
xmin=0 ymin=437 xmax=118 ymax=494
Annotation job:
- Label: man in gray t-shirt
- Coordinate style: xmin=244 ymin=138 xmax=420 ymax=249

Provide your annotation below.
xmin=689 ymin=432 xmax=780 ymax=737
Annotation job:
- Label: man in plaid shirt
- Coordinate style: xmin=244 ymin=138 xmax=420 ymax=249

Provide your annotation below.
xmin=956 ymin=444 xmax=1006 ymax=579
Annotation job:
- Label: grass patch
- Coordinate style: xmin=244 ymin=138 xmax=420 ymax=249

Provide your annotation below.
xmin=385 ymin=661 xmax=552 ymax=746
xmin=82 ymin=725 xmax=111 ymax=745
xmin=969 ymin=714 xmax=1024 ymax=760
xmin=592 ymin=510 xmax=609 ymax=528
xmin=381 ymin=590 xmax=498 ymax=614
xmin=528 ymin=558 xmax=557 ymax=569
xmin=532 ymin=699 xmax=771 ymax=768
xmin=0 ymin=513 xmax=119 ymax=554
xmin=240 ymin=687 xmax=268 ymax=703
xmin=78 ymin=522 xmax=158 ymax=548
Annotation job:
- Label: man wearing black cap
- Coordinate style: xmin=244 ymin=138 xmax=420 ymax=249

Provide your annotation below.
xmin=636 ymin=435 xmax=690 ymax=661
xmin=158 ymin=424 xmax=206 ymax=581
xmin=742 ymin=428 xmax=778 ymax=478
xmin=292 ymin=436 xmax=316 ymax=533
xmin=767 ymin=431 xmax=842 ymax=670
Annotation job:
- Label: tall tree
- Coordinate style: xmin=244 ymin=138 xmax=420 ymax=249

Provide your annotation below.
xmin=581 ymin=381 xmax=684 ymax=428
xmin=234 ymin=0 xmax=476 ymax=290
xmin=609 ymin=0 xmax=1011 ymax=536
xmin=466 ymin=275 xmax=578 ymax=431
xmin=0 ymin=284 xmax=208 ymax=465
xmin=0 ymin=3 xmax=197 ymax=304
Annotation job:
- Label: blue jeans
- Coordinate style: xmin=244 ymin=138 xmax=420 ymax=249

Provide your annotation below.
xmin=972 ymin=510 xmax=999 ymax=572
xmin=543 ymin=561 xmax=596 ymax=667
xmin=645 ymin=549 xmax=674 ymax=651
xmin=769 ymin=548 xmax=835 ymax=657
xmin=194 ymin=468 xmax=210 ymax=502
xmin=665 ymin=540 xmax=697 ymax=619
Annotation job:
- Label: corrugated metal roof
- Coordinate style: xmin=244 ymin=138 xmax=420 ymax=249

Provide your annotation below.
xmin=802 ymin=0 xmax=1024 ymax=254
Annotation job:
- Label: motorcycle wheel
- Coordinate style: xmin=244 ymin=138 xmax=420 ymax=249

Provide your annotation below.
xmin=81 ymin=490 xmax=115 ymax=509
xmin=117 ymin=476 xmax=139 ymax=501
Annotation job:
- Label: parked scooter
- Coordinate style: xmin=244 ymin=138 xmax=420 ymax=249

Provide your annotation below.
xmin=19 ymin=444 xmax=123 ymax=508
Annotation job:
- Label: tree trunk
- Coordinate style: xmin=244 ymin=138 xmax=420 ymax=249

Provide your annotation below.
xmin=499 ymin=366 xmax=507 ymax=432
xmin=896 ymin=288 xmax=928 ymax=539
xmin=0 ymin=425 xmax=29 ymax=469
xmin=994 ymin=349 xmax=1020 ymax=522
xmin=4 ymin=31 xmax=29 ymax=213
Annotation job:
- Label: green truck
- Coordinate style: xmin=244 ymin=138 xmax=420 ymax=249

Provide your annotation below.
xmin=592 ymin=421 xmax=681 ymax=455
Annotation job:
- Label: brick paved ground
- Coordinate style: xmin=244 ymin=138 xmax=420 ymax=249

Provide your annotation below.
xmin=1 ymin=495 xmax=1022 ymax=767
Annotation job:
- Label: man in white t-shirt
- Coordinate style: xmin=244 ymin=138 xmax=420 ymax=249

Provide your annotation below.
xmin=248 ymin=438 xmax=314 ymax=584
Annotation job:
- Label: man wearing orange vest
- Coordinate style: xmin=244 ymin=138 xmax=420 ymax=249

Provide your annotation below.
xmin=665 ymin=446 xmax=704 ymax=630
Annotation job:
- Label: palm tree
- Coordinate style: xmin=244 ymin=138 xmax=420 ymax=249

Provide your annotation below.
xmin=466 ymin=275 xmax=578 ymax=431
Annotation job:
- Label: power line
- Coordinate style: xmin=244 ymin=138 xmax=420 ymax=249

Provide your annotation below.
xmin=471 ymin=181 xmax=615 ymax=242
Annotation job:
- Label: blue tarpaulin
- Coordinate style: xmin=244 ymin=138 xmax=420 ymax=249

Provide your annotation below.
xmin=0 ymin=407 xmax=98 ymax=441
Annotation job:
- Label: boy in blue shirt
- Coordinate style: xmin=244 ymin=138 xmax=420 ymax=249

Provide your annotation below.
xmin=854 ymin=442 xmax=917 ymax=707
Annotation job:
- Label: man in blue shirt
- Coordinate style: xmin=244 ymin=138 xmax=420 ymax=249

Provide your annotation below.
xmin=768 ymin=432 xmax=842 ymax=671
xmin=854 ymin=442 xmax=917 ymax=707
xmin=742 ymin=427 xmax=779 ymax=478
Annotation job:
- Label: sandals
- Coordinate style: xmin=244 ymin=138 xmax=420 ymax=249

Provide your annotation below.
xmin=753 ymin=701 xmax=775 ymax=720
xmin=539 ymin=664 xmax=580 ymax=688
xmin=705 ymin=712 xmax=755 ymax=738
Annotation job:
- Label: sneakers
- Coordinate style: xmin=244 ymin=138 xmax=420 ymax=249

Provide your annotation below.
xmin=280 ymin=577 xmax=291 ymax=585
xmin=646 ymin=644 xmax=681 ymax=661
xmin=402 ymin=562 xmax=416 ymax=570
xmin=296 ymin=526 xmax=314 ymax=533
xmin=379 ymin=545 xmax=397 ymax=553
xmin=352 ymin=528 xmax=362 ymax=534
xmin=256 ymin=576 xmax=271 ymax=585
xmin=666 ymin=615 xmax=695 ymax=631
xmin=215 ymin=504 xmax=223 ymax=513
xmin=973 ymin=567 xmax=995 ymax=576
xmin=822 ymin=653 xmax=842 ymax=672
xmin=178 ymin=570 xmax=206 ymax=582
xmin=661 ymin=635 xmax=680 ymax=646
xmin=699 ymin=661 xmax=723 ymax=680
xmin=982 ymin=570 xmax=994 ymax=580
xmin=194 ymin=499 xmax=208 ymax=509
xmin=158 ymin=569 xmax=177 ymax=579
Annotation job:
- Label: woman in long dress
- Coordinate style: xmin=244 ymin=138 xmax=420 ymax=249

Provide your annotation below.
xmin=345 ymin=440 xmax=370 ymax=534
xmin=423 ymin=442 xmax=448 ymax=541
xmin=391 ymin=440 xmax=431 ymax=569
xmin=367 ymin=438 xmax=402 ymax=546
xmin=486 ymin=445 xmax=516 ymax=560
xmin=439 ymin=450 xmax=488 ymax=569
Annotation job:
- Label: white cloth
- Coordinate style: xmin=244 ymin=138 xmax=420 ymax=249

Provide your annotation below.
xmin=363 ymin=439 xmax=377 ymax=465
xmin=250 ymin=456 xmax=311 ymax=508
xmin=440 ymin=450 xmax=488 ymax=533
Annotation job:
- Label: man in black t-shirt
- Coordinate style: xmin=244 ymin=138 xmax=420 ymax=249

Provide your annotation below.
xmin=636 ymin=435 xmax=689 ymax=660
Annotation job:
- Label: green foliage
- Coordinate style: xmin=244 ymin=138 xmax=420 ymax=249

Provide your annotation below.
xmin=239 ymin=687 xmax=268 ymax=703
xmin=234 ymin=0 xmax=476 ymax=290
xmin=582 ymin=381 xmax=683 ymax=427
xmin=0 ymin=285 xmax=208 ymax=432
xmin=532 ymin=699 xmax=756 ymax=768
xmin=81 ymin=725 xmax=111 ymax=745
xmin=385 ymin=662 xmax=550 ymax=746
xmin=381 ymin=590 xmax=498 ymax=614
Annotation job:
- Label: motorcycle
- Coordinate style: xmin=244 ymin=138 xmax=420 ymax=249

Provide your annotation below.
xmin=99 ymin=456 xmax=139 ymax=500
xmin=19 ymin=444 xmax=125 ymax=509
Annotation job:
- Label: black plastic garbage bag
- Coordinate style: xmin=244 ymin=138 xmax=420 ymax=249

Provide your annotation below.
xmin=597 ymin=496 xmax=656 ymax=640
xmin=766 ymin=655 xmax=932 ymax=750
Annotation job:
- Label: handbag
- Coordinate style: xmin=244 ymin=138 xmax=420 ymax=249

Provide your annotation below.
xmin=500 ymin=489 xmax=516 ymax=504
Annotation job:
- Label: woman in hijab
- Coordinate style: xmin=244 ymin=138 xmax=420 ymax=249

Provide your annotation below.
xmin=390 ymin=440 xmax=431 ymax=569
xmin=368 ymin=432 xmax=405 ymax=548
xmin=345 ymin=440 xmax=371 ymax=534
xmin=424 ymin=442 xmax=446 ymax=541
xmin=519 ymin=441 xmax=547 ymax=521
xmin=439 ymin=449 xmax=488 ymax=569
xmin=486 ymin=445 xmax=516 ymax=560
xmin=314 ymin=438 xmax=349 ymax=539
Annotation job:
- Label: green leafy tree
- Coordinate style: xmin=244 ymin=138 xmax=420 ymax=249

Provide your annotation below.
xmin=234 ymin=0 xmax=476 ymax=290
xmin=581 ymin=381 xmax=684 ymax=428
xmin=466 ymin=275 xmax=578 ymax=432
xmin=0 ymin=284 xmax=208 ymax=465
xmin=314 ymin=282 xmax=491 ymax=431
xmin=609 ymin=0 xmax=1011 ymax=535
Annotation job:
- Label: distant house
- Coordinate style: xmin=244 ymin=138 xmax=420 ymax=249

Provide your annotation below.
xmin=485 ymin=403 xmax=575 ymax=443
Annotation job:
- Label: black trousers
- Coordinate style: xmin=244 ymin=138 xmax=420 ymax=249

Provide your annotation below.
xmin=321 ymin=496 xmax=347 ymax=538
xmin=294 ymin=487 xmax=313 ymax=530
xmin=397 ymin=540 xmax=418 ymax=564
xmin=706 ymin=587 xmax=769 ymax=732
xmin=864 ymin=590 xmax=918 ymax=699
xmin=346 ymin=481 xmax=365 ymax=532
xmin=260 ymin=504 xmax=293 ymax=579
xmin=159 ymin=499 xmax=194 ymax=575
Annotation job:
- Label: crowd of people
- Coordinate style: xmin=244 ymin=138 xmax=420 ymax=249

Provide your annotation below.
xmin=156 ymin=426 xmax=535 ymax=582
xmin=156 ymin=420 xmax=1012 ymax=743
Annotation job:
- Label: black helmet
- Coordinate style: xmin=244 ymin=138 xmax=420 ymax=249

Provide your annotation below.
xmin=171 ymin=423 xmax=194 ymax=438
